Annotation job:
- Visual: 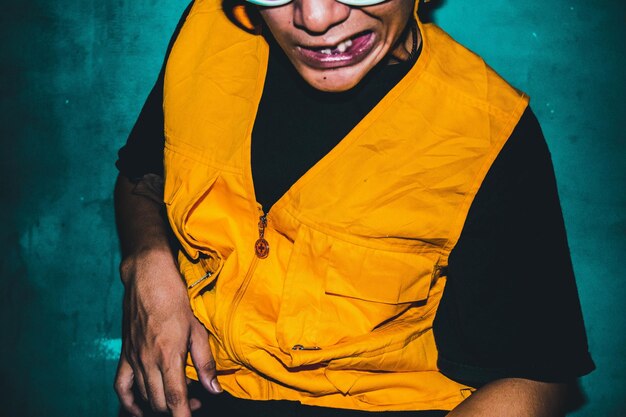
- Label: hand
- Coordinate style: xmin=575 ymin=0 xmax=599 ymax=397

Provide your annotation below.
xmin=114 ymin=248 xmax=222 ymax=417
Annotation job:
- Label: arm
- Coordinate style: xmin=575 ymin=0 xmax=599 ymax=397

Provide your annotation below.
xmin=113 ymin=3 xmax=219 ymax=416
xmin=113 ymin=174 xmax=222 ymax=417
xmin=115 ymin=175 xmax=221 ymax=417
xmin=434 ymin=108 xmax=594 ymax=416
xmin=446 ymin=378 xmax=569 ymax=417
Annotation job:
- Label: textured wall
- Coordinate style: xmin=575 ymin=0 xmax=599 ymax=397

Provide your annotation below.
xmin=1 ymin=0 xmax=624 ymax=416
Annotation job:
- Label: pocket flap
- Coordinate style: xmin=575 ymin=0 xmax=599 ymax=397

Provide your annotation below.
xmin=325 ymin=240 xmax=435 ymax=305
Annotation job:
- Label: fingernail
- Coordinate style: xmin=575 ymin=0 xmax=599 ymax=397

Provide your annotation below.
xmin=210 ymin=377 xmax=222 ymax=393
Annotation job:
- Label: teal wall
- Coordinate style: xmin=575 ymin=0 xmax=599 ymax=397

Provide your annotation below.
xmin=1 ymin=0 xmax=624 ymax=415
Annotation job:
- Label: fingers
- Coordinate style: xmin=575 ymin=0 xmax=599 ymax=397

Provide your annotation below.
xmin=114 ymin=354 xmax=144 ymax=417
xmin=130 ymin=342 xmax=196 ymax=417
xmin=124 ymin=343 xmax=149 ymax=403
xmin=133 ymin=362 xmax=149 ymax=403
xmin=160 ymin=353 xmax=193 ymax=417
xmin=143 ymin=366 xmax=168 ymax=413
xmin=186 ymin=376 xmax=204 ymax=411
xmin=189 ymin=397 xmax=203 ymax=412
xmin=125 ymin=345 xmax=193 ymax=417
xmin=189 ymin=321 xmax=222 ymax=394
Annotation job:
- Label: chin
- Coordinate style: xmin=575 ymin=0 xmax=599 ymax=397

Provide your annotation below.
xmin=297 ymin=65 xmax=369 ymax=93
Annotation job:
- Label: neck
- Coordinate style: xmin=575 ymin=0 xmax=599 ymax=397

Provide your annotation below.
xmin=388 ymin=19 xmax=421 ymax=65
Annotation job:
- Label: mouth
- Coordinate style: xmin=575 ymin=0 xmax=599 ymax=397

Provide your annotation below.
xmin=296 ymin=31 xmax=376 ymax=70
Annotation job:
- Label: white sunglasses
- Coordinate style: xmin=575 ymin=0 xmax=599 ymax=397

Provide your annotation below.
xmin=246 ymin=0 xmax=389 ymax=6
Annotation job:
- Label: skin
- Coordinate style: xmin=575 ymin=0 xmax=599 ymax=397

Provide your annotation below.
xmin=114 ymin=175 xmax=222 ymax=417
xmin=114 ymin=1 xmax=573 ymax=416
xmin=259 ymin=0 xmax=417 ymax=91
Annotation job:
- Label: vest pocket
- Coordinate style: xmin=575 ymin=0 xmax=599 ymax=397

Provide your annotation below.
xmin=178 ymin=250 xmax=223 ymax=300
xmin=324 ymin=238 xmax=433 ymax=306
xmin=276 ymin=226 xmax=440 ymax=365
xmin=164 ymin=160 xmax=233 ymax=302
xmin=165 ymin=173 xmax=219 ymax=258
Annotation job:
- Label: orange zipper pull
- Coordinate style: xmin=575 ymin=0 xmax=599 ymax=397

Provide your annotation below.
xmin=255 ymin=214 xmax=269 ymax=259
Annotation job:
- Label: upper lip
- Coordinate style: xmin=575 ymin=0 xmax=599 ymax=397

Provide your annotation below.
xmin=298 ymin=31 xmax=369 ymax=50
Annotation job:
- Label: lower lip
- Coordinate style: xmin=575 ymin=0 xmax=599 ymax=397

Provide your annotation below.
xmin=296 ymin=32 xmax=376 ymax=70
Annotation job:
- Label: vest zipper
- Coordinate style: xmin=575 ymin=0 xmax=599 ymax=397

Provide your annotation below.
xmin=188 ymin=270 xmax=212 ymax=290
xmin=225 ymin=210 xmax=270 ymax=362
xmin=225 ymin=254 xmax=259 ymax=363
xmin=255 ymin=213 xmax=270 ymax=259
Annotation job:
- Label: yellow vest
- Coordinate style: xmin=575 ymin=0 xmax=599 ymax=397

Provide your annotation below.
xmin=163 ymin=0 xmax=528 ymax=411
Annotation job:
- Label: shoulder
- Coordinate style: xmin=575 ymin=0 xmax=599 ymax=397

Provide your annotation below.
xmin=420 ymin=23 xmax=528 ymax=119
xmin=434 ymin=107 xmax=595 ymax=386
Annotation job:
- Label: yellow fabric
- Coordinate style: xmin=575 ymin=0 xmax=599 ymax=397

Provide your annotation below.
xmin=163 ymin=0 xmax=529 ymax=411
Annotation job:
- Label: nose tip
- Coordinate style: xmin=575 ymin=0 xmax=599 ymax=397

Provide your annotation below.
xmin=293 ymin=0 xmax=351 ymax=34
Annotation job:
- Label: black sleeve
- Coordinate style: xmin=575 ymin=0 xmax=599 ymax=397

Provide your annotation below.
xmin=433 ymin=107 xmax=595 ymax=387
xmin=115 ymin=1 xmax=194 ymax=180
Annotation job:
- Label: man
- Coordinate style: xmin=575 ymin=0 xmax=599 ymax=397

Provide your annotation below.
xmin=114 ymin=1 xmax=594 ymax=416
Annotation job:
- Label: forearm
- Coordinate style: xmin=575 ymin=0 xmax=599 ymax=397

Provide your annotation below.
xmin=114 ymin=173 xmax=177 ymax=284
xmin=115 ymin=173 xmax=171 ymax=250
xmin=446 ymin=378 xmax=569 ymax=417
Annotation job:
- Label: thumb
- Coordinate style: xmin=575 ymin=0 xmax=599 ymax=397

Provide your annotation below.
xmin=189 ymin=322 xmax=222 ymax=394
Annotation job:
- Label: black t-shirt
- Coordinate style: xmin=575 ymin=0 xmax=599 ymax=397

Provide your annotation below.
xmin=116 ymin=3 xmax=594 ymax=414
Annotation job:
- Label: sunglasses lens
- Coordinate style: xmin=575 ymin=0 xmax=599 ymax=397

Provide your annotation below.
xmin=339 ymin=0 xmax=387 ymax=5
xmin=246 ymin=0 xmax=387 ymax=6
xmin=246 ymin=0 xmax=291 ymax=6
